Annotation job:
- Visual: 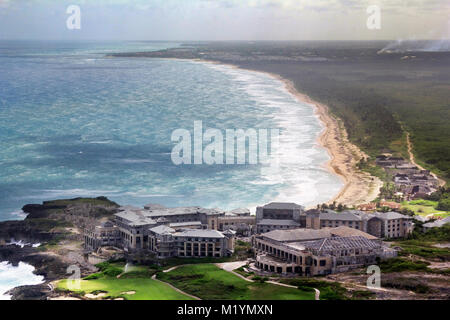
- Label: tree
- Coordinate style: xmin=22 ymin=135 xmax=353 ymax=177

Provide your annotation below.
xmin=437 ymin=198 xmax=450 ymax=211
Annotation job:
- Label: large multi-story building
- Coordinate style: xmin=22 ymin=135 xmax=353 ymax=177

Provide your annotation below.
xmin=84 ymin=221 xmax=121 ymax=250
xmin=85 ymin=201 xmax=413 ymax=269
xmin=255 ymin=202 xmax=305 ymax=233
xmin=85 ymin=204 xmax=248 ymax=255
xmin=255 ymin=203 xmax=413 ymax=239
xmin=253 ymin=226 xmax=396 ymax=276
xmin=305 ymin=209 xmax=414 ymax=239
xmin=148 ymin=226 xmax=235 ymax=258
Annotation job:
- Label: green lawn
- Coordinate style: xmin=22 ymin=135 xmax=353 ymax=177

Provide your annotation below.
xmin=57 ymin=262 xmax=193 ymax=300
xmin=401 ymin=200 xmax=449 ymax=217
xmin=57 ymin=278 xmax=194 ymax=300
xmin=157 ymin=264 xmax=315 ymax=300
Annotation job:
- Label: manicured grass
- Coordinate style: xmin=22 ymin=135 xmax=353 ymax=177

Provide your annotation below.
xmin=57 ymin=278 xmax=194 ymax=300
xmin=157 ymin=264 xmax=315 ymax=300
xmin=57 ymin=262 xmax=193 ymax=300
xmin=401 ymin=200 xmax=449 ymax=217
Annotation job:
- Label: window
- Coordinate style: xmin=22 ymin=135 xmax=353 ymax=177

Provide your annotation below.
xmin=319 ymin=260 xmax=326 ymax=267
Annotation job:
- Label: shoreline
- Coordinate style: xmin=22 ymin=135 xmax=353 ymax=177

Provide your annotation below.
xmin=195 ymin=58 xmax=382 ymax=206
xmin=277 ymin=76 xmax=383 ymax=206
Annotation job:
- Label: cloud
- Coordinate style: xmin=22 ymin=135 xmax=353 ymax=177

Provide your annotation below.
xmin=3 ymin=0 xmax=448 ymax=12
xmin=0 ymin=0 xmax=448 ymax=40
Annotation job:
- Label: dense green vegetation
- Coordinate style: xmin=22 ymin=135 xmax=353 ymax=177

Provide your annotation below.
xmin=409 ymin=223 xmax=450 ymax=242
xmin=42 ymin=196 xmax=119 ymax=207
xmin=393 ymin=224 xmax=450 ymax=261
xmin=381 ymin=277 xmax=432 ymax=294
xmin=377 ymin=258 xmax=431 ymax=273
xmin=156 ymin=264 xmax=315 ymax=300
xmin=428 ymin=187 xmax=450 ymax=211
xmin=401 ymin=199 xmax=449 ymax=217
xmin=57 ymin=262 xmax=193 ymax=300
xmin=202 ymin=42 xmax=450 ymax=183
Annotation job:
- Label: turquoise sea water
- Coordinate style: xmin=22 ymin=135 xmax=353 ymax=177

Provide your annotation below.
xmin=0 ymin=41 xmax=343 ymax=220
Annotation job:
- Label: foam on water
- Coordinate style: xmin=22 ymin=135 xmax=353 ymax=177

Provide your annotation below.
xmin=0 ymin=41 xmax=343 ymax=220
xmin=0 ymin=261 xmax=44 ymax=300
xmin=202 ymin=62 xmax=342 ymax=208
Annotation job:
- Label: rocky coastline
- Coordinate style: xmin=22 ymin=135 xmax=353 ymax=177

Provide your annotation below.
xmin=0 ymin=197 xmax=119 ymax=299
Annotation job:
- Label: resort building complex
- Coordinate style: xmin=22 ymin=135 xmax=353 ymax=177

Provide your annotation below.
xmin=84 ymin=201 xmax=415 ymax=276
xmin=253 ymin=226 xmax=396 ymax=276
xmin=85 ymin=204 xmax=252 ymax=255
xmin=256 ymin=203 xmax=414 ymax=239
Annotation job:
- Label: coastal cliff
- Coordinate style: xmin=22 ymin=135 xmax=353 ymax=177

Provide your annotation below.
xmin=0 ymin=197 xmax=119 ymax=299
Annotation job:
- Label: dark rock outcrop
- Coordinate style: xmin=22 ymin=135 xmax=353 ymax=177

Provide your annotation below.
xmin=0 ymin=197 xmax=120 ymax=300
xmin=6 ymin=284 xmax=52 ymax=300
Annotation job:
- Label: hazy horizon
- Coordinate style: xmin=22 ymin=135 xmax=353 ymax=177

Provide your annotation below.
xmin=0 ymin=0 xmax=449 ymax=42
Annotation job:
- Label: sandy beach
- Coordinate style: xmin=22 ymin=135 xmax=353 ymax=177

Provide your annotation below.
xmin=279 ymin=77 xmax=383 ymax=206
xmin=198 ymin=59 xmax=383 ymax=206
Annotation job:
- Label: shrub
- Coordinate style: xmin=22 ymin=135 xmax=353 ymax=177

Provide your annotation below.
xmin=378 ymin=258 xmax=430 ymax=273
xmin=297 ymin=285 xmax=315 ymax=293
xmin=382 ymin=278 xmax=432 ymax=293
xmin=84 ymin=273 xmax=102 ymax=280
xmin=103 ymin=266 xmax=123 ymax=277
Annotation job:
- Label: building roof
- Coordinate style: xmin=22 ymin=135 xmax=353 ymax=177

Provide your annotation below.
xmin=260 ymin=202 xmax=304 ymax=210
xmin=173 ymin=229 xmax=225 ymax=239
xmin=220 ymin=215 xmax=255 ymax=222
xmin=257 ymin=219 xmax=301 ymax=226
xmin=319 ymin=211 xmax=362 ymax=221
xmin=118 ymin=205 xmax=142 ymax=211
xmin=292 ymin=236 xmax=381 ymax=253
xmin=222 ymin=229 xmax=237 ymax=236
xmin=414 ymin=216 xmax=430 ymax=223
xmin=100 ymin=221 xmax=115 ymax=228
xmin=169 ymin=221 xmax=203 ymax=228
xmin=423 ymin=217 xmax=450 ymax=229
xmin=357 ymin=203 xmax=377 ymax=211
xmin=144 ymin=206 xmax=224 ymax=217
xmin=379 ymin=202 xmax=402 ymax=209
xmin=149 ymin=225 xmax=175 ymax=235
xmin=114 ymin=211 xmax=156 ymax=226
xmin=326 ymin=226 xmax=378 ymax=240
xmin=227 ymin=208 xmax=251 ymax=216
xmin=372 ymin=211 xmax=411 ymax=220
xmin=262 ymin=228 xmax=332 ymax=242
xmin=143 ymin=203 xmax=167 ymax=210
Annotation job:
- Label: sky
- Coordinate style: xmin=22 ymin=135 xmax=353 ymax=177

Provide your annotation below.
xmin=0 ymin=0 xmax=449 ymax=41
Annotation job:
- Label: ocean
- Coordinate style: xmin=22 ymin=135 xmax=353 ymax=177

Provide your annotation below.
xmin=0 ymin=261 xmax=44 ymax=300
xmin=0 ymin=40 xmax=343 ymax=220
xmin=0 ymin=40 xmax=344 ymax=297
